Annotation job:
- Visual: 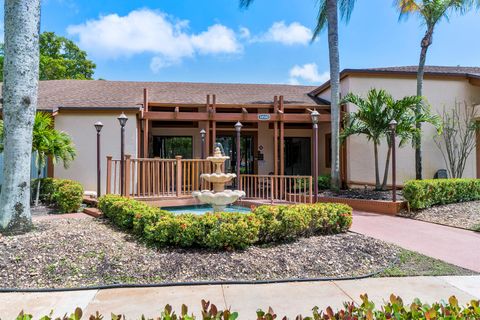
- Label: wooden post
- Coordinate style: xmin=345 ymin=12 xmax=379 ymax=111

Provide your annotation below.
xmin=143 ymin=88 xmax=149 ymax=158
xmin=206 ymin=95 xmax=211 ymax=156
xmin=125 ymin=155 xmax=131 ymax=197
xmin=279 ymin=96 xmax=285 ymax=198
xmin=106 ymin=156 xmax=112 ymax=194
xmin=212 ymin=94 xmax=217 ymax=151
xmin=273 ymin=96 xmax=278 ymax=176
xmin=176 ymin=155 xmax=182 ymax=197
xmin=309 ymin=176 xmax=313 ymax=204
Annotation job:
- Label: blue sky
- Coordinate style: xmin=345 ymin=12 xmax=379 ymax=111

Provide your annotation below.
xmin=8 ymin=0 xmax=480 ymax=84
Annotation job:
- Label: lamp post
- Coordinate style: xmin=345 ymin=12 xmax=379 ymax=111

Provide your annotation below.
xmin=118 ymin=113 xmax=128 ymax=196
xmin=389 ymin=119 xmax=398 ymax=203
xmin=200 ymin=129 xmax=206 ymax=159
xmin=311 ymin=110 xmax=320 ymax=203
xmin=235 ymin=122 xmax=243 ymax=189
xmin=94 ymin=121 xmax=104 ymax=198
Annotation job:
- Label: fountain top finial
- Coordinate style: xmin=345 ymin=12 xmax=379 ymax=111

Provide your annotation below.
xmin=213 ymin=146 xmax=222 ymax=158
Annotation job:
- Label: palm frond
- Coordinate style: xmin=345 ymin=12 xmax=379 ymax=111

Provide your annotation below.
xmin=239 ymin=0 xmax=255 ymax=8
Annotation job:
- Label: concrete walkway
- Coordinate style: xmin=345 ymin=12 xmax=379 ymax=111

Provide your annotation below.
xmin=0 ymin=276 xmax=479 ymax=319
xmin=351 ymin=211 xmax=480 ymax=272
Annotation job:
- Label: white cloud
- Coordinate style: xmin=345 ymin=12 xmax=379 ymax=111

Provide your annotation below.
xmin=67 ymin=9 xmax=242 ymax=72
xmin=289 ymin=63 xmax=329 ymax=84
xmin=254 ymin=21 xmax=312 ymax=45
xmin=239 ymin=27 xmax=251 ymax=40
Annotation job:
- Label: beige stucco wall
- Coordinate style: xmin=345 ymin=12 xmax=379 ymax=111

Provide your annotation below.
xmin=343 ymin=75 xmax=480 ymax=185
xmin=54 ymin=111 xmax=138 ymax=194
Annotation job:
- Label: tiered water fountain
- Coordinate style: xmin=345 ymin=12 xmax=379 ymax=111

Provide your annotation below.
xmin=192 ymin=146 xmax=245 ymax=212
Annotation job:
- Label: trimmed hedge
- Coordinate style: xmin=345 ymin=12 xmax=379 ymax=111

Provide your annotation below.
xmin=32 ymin=178 xmax=84 ymax=213
xmin=98 ymin=195 xmax=352 ymax=250
xmin=403 ymin=178 xmax=480 ymax=210
xmin=15 ymin=295 xmax=480 ymax=319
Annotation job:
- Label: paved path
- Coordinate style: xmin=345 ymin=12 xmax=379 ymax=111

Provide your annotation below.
xmin=0 ymin=276 xmax=479 ymax=319
xmin=351 ymin=211 xmax=480 ymax=272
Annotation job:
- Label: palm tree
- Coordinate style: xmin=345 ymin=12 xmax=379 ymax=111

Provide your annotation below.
xmin=240 ymin=0 xmax=356 ymax=190
xmin=341 ymin=89 xmax=440 ymax=190
xmin=395 ymin=0 xmax=478 ymax=179
xmin=0 ymin=113 xmax=76 ymax=207
xmin=0 ymin=0 xmax=42 ymax=233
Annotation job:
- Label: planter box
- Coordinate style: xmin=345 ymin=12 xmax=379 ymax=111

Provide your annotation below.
xmin=317 ymin=196 xmax=406 ymax=215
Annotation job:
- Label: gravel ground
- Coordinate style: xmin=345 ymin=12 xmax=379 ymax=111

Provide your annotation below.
xmin=399 ymin=201 xmax=480 ymax=231
xmin=320 ymin=188 xmax=404 ymax=201
xmin=0 ymin=217 xmax=400 ymax=289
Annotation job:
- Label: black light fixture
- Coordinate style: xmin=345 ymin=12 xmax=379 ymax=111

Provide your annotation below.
xmin=389 ymin=119 xmax=398 ymax=203
xmin=118 ymin=113 xmax=128 ymax=196
xmin=200 ymin=129 xmax=206 ymax=159
xmin=94 ymin=121 xmax=103 ymax=198
xmin=234 ymin=122 xmax=243 ymax=189
xmin=311 ymin=110 xmax=320 ymax=203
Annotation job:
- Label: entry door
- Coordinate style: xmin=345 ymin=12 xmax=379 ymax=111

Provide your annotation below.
xmin=284 ymin=137 xmax=311 ymax=175
xmin=216 ymin=135 xmax=255 ymax=174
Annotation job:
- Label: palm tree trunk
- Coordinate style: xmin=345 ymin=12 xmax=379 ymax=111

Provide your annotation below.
xmin=374 ymin=142 xmax=380 ymax=190
xmin=327 ymin=0 xmax=341 ymax=190
xmin=0 ymin=0 xmax=41 ymax=233
xmin=35 ymin=168 xmax=42 ymax=207
xmin=381 ymin=144 xmax=392 ymax=190
xmin=415 ymin=25 xmax=434 ymax=180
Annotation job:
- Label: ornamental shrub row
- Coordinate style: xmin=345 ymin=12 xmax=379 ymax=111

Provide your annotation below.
xmin=32 ymin=178 xmax=84 ymax=213
xmin=403 ymin=178 xmax=480 ymax=210
xmin=15 ymin=295 xmax=480 ymax=320
xmin=97 ymin=195 xmax=352 ymax=250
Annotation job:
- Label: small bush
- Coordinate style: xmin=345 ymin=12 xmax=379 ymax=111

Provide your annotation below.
xmin=15 ymin=295 xmax=480 ymax=319
xmin=32 ymin=178 xmax=83 ymax=213
xmin=99 ymin=196 xmax=352 ymax=250
xmin=403 ymin=178 xmax=480 ymax=210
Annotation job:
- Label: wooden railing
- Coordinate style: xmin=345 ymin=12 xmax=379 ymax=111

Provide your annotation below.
xmin=240 ymin=174 xmax=313 ymax=204
xmin=106 ymin=155 xmax=214 ymax=198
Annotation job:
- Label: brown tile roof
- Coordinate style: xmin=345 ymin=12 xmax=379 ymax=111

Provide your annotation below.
xmin=1 ymin=80 xmax=320 ymax=111
xmin=310 ymin=65 xmax=480 ymax=96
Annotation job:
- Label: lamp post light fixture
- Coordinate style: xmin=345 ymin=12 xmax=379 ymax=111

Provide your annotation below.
xmin=200 ymin=129 xmax=206 ymax=159
xmin=234 ymin=121 xmax=243 ymax=189
xmin=311 ymin=110 xmax=320 ymax=203
xmin=118 ymin=113 xmax=128 ymax=196
xmin=94 ymin=121 xmax=104 ymax=198
xmin=389 ymin=119 xmax=398 ymax=203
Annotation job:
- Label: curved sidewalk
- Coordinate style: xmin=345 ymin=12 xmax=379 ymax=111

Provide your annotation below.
xmin=351 ymin=211 xmax=480 ymax=272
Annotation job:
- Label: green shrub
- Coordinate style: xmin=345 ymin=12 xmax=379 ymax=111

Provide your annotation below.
xmin=296 ymin=174 xmax=331 ymax=191
xmin=31 ymin=178 xmax=83 ymax=213
xmin=98 ymin=196 xmax=352 ymax=250
xmin=15 ymin=295 xmax=480 ymax=319
xmin=403 ymin=178 xmax=480 ymax=210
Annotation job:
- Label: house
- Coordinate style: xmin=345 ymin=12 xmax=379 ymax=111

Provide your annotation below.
xmin=7 ymin=65 xmax=478 ymax=203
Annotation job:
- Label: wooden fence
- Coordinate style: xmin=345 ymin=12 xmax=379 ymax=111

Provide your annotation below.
xmin=240 ymin=174 xmax=313 ymax=203
xmin=106 ymin=156 xmax=312 ymax=204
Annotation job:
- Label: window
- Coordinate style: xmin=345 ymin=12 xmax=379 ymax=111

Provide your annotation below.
xmin=153 ymin=136 xmax=193 ymax=159
xmin=325 ymin=133 xmax=332 ymax=169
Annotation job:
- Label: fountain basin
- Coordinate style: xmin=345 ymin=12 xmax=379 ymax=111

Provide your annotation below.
xmin=200 ymin=173 xmax=237 ymax=184
xmin=192 ymin=190 xmax=246 ymax=206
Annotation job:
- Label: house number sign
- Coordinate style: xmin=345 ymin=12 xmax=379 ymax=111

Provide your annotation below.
xmin=258 ymin=114 xmax=271 ymax=121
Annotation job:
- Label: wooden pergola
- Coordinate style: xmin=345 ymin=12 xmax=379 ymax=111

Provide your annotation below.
xmin=137 ymin=89 xmax=331 ymax=176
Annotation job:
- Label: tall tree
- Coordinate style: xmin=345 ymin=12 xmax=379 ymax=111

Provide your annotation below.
xmin=0 ymin=31 xmax=96 ymax=81
xmin=240 ymin=0 xmax=356 ymax=190
xmin=0 ymin=0 xmax=41 ymax=233
xmin=395 ymin=0 xmax=477 ymax=179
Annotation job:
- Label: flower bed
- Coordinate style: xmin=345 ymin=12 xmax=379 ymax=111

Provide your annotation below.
xmin=32 ymin=178 xmax=84 ymax=213
xmin=403 ymin=178 xmax=480 ymax=210
xmin=98 ymin=195 xmax=352 ymax=250
xmin=16 ymin=295 xmax=480 ymax=319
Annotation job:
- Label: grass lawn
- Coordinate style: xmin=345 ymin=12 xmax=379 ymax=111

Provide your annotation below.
xmin=380 ymin=249 xmax=477 ymax=277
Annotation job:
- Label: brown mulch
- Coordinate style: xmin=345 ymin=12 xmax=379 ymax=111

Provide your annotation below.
xmin=0 ymin=217 xmax=400 ymax=289
xmin=320 ymin=188 xmax=404 ymax=201
xmin=399 ymin=201 xmax=480 ymax=231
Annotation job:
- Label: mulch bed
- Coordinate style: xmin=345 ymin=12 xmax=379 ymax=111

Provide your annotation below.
xmin=319 ymin=188 xmax=404 ymax=201
xmin=399 ymin=201 xmax=480 ymax=231
xmin=0 ymin=216 xmax=400 ymax=289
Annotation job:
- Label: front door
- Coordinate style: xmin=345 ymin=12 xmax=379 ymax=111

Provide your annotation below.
xmin=284 ymin=137 xmax=311 ymax=175
xmin=216 ymin=135 xmax=255 ymax=174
